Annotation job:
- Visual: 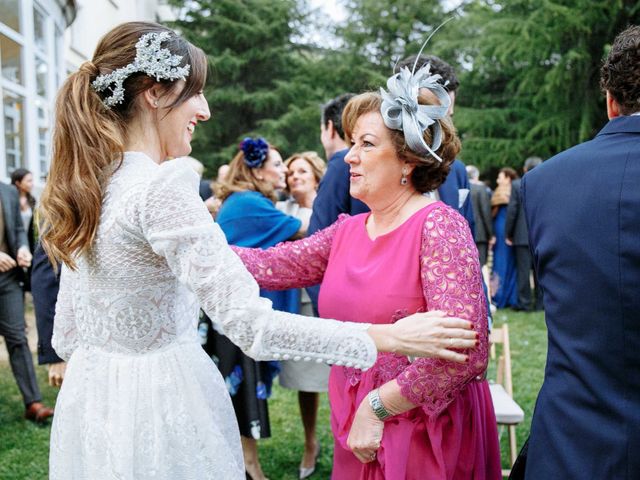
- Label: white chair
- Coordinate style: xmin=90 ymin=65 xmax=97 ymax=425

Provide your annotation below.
xmin=489 ymin=323 xmax=525 ymax=477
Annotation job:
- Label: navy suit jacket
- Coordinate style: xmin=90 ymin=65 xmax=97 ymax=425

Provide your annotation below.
xmin=31 ymin=242 xmax=62 ymax=364
xmin=505 ymin=178 xmax=529 ymax=246
xmin=523 ymin=115 xmax=640 ymax=479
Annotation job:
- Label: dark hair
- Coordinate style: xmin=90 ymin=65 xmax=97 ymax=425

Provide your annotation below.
xmin=499 ymin=167 xmax=518 ymax=181
xmin=395 ymin=54 xmax=460 ymax=92
xmin=10 ymin=168 xmax=36 ymax=209
xmin=41 ymin=21 xmax=207 ymax=269
xmin=342 ymin=92 xmax=460 ymax=193
xmin=321 ymin=93 xmax=355 ymax=140
xmin=600 ymin=25 xmax=640 ymax=115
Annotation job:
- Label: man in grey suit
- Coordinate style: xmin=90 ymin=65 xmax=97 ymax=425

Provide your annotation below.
xmin=505 ymin=156 xmax=542 ymax=311
xmin=0 ymin=181 xmax=53 ymax=422
xmin=466 ymin=165 xmax=492 ymax=266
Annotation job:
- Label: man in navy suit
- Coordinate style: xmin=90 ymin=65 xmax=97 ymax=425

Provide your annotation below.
xmin=505 ymin=156 xmax=542 ymax=311
xmin=521 ymin=25 xmax=640 ymax=478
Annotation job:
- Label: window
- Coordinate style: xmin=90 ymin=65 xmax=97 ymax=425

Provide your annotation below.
xmin=0 ymin=0 xmax=21 ymax=33
xmin=0 ymin=0 xmax=68 ymax=179
xmin=3 ymin=90 xmax=25 ymax=173
xmin=0 ymin=34 xmax=23 ymax=85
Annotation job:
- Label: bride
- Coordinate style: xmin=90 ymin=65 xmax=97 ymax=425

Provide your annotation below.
xmin=41 ymin=22 xmax=478 ymax=479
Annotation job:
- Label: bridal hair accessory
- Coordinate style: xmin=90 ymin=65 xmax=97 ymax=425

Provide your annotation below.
xmin=380 ymin=17 xmax=455 ymax=163
xmin=91 ymin=31 xmax=191 ymax=108
xmin=240 ymin=137 xmax=269 ymax=168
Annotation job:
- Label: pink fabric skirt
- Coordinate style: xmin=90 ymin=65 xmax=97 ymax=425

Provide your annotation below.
xmin=329 ymin=365 xmax=502 ymax=480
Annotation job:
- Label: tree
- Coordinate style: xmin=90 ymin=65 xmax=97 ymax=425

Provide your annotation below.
xmin=451 ymin=0 xmax=640 ymax=171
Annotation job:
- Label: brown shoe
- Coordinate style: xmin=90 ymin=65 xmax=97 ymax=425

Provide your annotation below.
xmin=25 ymin=402 xmax=54 ymax=423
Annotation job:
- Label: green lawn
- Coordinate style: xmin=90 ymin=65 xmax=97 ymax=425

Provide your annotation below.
xmin=0 ymin=310 xmax=547 ymax=479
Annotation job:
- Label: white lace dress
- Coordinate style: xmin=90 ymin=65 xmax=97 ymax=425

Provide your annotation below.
xmin=49 ymin=152 xmax=377 ymax=480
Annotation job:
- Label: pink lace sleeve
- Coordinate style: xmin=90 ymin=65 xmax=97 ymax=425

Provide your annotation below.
xmin=396 ymin=206 xmax=488 ymax=416
xmin=231 ymin=214 xmax=349 ymax=290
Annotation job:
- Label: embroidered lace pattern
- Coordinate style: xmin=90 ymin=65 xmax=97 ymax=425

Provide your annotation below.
xmin=231 ymin=214 xmax=349 ymax=291
xmin=395 ymin=206 xmax=488 ymax=416
xmin=49 ymin=153 xmax=377 ymax=479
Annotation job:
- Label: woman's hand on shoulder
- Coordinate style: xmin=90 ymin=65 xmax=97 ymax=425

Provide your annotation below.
xmin=368 ymin=310 xmax=477 ymax=363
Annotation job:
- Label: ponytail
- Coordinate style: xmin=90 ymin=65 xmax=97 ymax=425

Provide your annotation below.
xmin=40 ymin=22 xmax=208 ymax=270
xmin=40 ymin=62 xmax=125 ymax=270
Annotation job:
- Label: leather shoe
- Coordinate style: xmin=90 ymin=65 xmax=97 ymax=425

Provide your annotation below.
xmin=25 ymin=402 xmax=54 ymax=423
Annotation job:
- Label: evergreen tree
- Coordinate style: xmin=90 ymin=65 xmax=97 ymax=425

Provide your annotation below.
xmin=452 ymin=0 xmax=640 ymax=171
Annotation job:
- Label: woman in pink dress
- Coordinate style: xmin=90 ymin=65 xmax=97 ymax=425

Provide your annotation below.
xmin=234 ymin=66 xmax=501 ymax=479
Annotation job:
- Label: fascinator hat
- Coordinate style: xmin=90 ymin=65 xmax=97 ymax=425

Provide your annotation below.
xmin=380 ymin=18 xmax=455 ymax=163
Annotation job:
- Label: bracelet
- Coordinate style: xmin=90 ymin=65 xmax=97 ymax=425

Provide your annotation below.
xmin=367 ymin=388 xmax=392 ymax=421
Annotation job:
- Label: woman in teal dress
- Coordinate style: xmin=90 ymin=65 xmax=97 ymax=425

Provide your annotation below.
xmin=204 ymin=137 xmax=305 ymax=480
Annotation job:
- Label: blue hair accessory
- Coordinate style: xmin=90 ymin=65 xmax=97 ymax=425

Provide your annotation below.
xmin=240 ymin=137 xmax=269 ymax=168
xmin=380 ymin=17 xmax=455 ymax=163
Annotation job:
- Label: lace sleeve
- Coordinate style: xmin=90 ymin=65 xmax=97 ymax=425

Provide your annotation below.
xmin=140 ymin=162 xmax=377 ymax=369
xmin=52 ymin=265 xmax=78 ymax=361
xmin=396 ymin=206 xmax=488 ymax=416
xmin=231 ymin=215 xmax=349 ymax=290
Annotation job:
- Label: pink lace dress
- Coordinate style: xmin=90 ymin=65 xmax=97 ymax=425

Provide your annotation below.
xmin=235 ymin=202 xmax=501 ymax=480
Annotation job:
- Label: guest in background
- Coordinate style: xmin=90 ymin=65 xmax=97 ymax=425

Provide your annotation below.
xmin=466 ymin=165 xmax=493 ymax=267
xmin=11 ymin=168 xmax=36 ymax=290
xmin=505 ymin=156 xmax=543 ymax=311
xmin=0 ymin=181 xmax=51 ymax=422
xmin=276 ymin=151 xmax=328 ymax=479
xmin=490 ymin=167 xmax=518 ymax=308
xmin=205 ymin=137 xmax=305 ymax=480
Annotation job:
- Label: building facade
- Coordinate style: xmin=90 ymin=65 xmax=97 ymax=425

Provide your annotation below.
xmin=0 ymin=0 xmax=169 ymax=184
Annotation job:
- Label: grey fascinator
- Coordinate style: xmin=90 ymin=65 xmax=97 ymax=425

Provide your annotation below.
xmin=91 ymin=31 xmax=191 ymax=108
xmin=380 ymin=64 xmax=451 ymax=163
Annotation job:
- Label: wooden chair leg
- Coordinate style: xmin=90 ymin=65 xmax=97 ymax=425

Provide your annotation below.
xmin=509 ymin=425 xmax=518 ymax=466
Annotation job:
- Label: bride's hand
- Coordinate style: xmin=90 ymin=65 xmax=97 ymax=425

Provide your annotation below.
xmin=367 ymin=310 xmax=477 ymax=363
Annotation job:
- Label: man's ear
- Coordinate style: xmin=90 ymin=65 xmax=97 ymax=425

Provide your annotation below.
xmin=326 ymin=119 xmax=337 ymax=138
xmin=606 ymin=91 xmax=621 ymax=120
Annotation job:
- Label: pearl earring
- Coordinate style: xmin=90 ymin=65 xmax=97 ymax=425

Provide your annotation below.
xmin=400 ymin=166 xmax=408 ymax=186
xmin=153 ymin=100 xmax=159 ymax=107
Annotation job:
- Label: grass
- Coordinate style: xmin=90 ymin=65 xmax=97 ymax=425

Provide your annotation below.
xmin=0 ymin=309 xmax=547 ymax=479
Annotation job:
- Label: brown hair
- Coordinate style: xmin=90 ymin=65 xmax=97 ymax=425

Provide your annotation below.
xmin=216 ymin=145 xmax=281 ymax=203
xmin=499 ymin=167 xmax=518 ymax=181
xmin=284 ymin=151 xmax=326 ymax=190
xmin=342 ymin=92 xmax=460 ymax=193
xmin=40 ymin=22 xmax=207 ymax=269
xmin=600 ymin=25 xmax=640 ymax=115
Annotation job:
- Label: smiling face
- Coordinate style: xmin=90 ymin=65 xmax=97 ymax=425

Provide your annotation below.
xmin=286 ymin=157 xmax=318 ymax=197
xmin=156 ymin=81 xmax=210 ymax=159
xmin=255 ymin=149 xmax=287 ymax=190
xmin=344 ymin=111 xmax=409 ymax=206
